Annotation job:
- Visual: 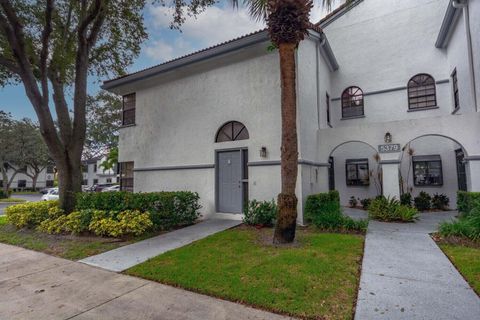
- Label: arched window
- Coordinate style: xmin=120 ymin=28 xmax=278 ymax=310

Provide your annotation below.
xmin=408 ymin=74 xmax=436 ymax=110
xmin=341 ymin=86 xmax=364 ymax=118
xmin=215 ymin=121 xmax=249 ymax=142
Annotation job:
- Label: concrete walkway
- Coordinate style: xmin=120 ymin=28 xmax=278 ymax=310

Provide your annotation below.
xmin=355 ymin=211 xmax=480 ymax=320
xmin=80 ymin=218 xmax=242 ymax=272
xmin=0 ymin=243 xmax=290 ymax=320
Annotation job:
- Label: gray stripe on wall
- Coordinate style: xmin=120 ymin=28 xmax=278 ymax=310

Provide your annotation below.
xmin=379 ymin=160 xmax=401 ymax=165
xmin=247 ymin=161 xmax=281 ymax=167
xmin=331 ymin=79 xmax=450 ymax=101
xmin=465 ymin=156 xmax=480 ymax=162
xmin=298 ymin=159 xmax=330 ymax=167
xmin=134 ymin=164 xmax=215 ymax=172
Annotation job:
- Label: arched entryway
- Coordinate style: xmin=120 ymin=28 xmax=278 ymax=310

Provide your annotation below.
xmin=328 ymin=141 xmax=381 ymax=206
xmin=399 ymin=134 xmax=468 ymax=209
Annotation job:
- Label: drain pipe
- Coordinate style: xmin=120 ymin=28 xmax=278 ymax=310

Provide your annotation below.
xmin=452 ymin=0 xmax=478 ymax=111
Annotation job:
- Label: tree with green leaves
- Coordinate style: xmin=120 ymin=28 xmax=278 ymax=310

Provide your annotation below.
xmin=0 ymin=0 xmax=217 ymax=212
xmin=232 ymin=0 xmax=337 ymax=243
xmin=0 ymin=110 xmax=14 ymax=196
xmin=84 ymin=91 xmax=122 ymax=160
xmin=11 ymin=119 xmax=52 ymax=190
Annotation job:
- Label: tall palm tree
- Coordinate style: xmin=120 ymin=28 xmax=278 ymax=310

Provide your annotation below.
xmin=232 ymin=0 xmax=336 ymax=243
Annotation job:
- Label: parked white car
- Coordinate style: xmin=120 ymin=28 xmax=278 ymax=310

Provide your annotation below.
xmin=41 ymin=188 xmax=59 ymax=201
xmin=101 ymin=185 xmax=120 ymax=192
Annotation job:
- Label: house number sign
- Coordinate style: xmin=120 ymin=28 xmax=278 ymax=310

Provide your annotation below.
xmin=378 ymin=143 xmax=401 ymax=153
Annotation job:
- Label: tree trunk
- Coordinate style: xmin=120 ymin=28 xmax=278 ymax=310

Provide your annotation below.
xmin=273 ymin=43 xmax=299 ymax=244
xmin=1 ymin=167 xmax=9 ymax=198
xmin=31 ymin=174 xmax=38 ymax=191
xmin=54 ymin=152 xmax=82 ymax=212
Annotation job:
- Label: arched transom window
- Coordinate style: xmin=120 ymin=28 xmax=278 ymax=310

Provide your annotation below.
xmin=408 ymin=74 xmax=436 ymax=110
xmin=341 ymin=86 xmax=364 ymax=118
xmin=215 ymin=121 xmax=249 ymax=142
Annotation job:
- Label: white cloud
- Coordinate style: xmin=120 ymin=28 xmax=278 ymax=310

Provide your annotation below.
xmin=144 ymin=1 xmax=345 ymax=63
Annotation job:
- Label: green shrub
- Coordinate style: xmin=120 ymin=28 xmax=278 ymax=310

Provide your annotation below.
xmin=368 ymin=196 xmax=418 ymax=222
xmin=360 ymin=198 xmax=371 ymax=210
xmin=306 ymin=191 xmax=367 ymax=231
xmin=400 ymin=193 xmax=412 ymax=207
xmin=5 ymin=201 xmax=58 ymax=228
xmin=457 ymin=191 xmax=480 ymax=216
xmin=76 ymin=191 xmax=201 ymax=230
xmin=243 ymin=199 xmax=277 ymax=227
xmin=439 ymin=203 xmax=480 ymax=241
xmin=414 ymin=191 xmax=431 ymax=211
xmin=432 ymin=193 xmax=450 ymax=211
xmin=88 ymin=210 xmax=153 ymax=237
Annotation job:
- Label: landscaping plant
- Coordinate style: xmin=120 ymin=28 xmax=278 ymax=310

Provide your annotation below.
xmin=305 ymin=191 xmax=368 ymax=232
xmin=368 ymin=196 xmax=418 ymax=222
xmin=5 ymin=201 xmax=58 ymax=229
xmin=457 ymin=191 xmax=480 ymax=216
xmin=360 ymin=198 xmax=371 ymax=210
xmin=243 ymin=200 xmax=277 ymax=227
xmin=400 ymin=192 xmax=412 ymax=207
xmin=432 ymin=193 xmax=450 ymax=211
xmin=439 ymin=199 xmax=480 ymax=241
xmin=349 ymin=196 xmax=358 ymax=208
xmin=414 ymin=191 xmax=431 ymax=211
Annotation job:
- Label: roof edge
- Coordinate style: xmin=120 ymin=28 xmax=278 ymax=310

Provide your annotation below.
xmin=435 ymin=1 xmax=462 ymax=49
xmin=102 ymin=30 xmax=269 ymax=91
xmin=316 ymin=0 xmax=364 ymax=28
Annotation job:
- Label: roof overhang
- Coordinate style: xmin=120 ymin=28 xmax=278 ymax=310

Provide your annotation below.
xmin=103 ymin=27 xmax=339 ymax=91
xmin=435 ymin=0 xmax=463 ymax=49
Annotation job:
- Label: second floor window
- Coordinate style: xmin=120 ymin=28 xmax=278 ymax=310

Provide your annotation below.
xmin=342 ymin=86 xmax=364 ymax=118
xmin=408 ymin=74 xmax=436 ymax=110
xmin=122 ymin=93 xmax=136 ymax=126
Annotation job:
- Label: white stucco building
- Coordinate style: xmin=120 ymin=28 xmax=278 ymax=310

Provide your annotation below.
xmin=1 ymin=165 xmax=54 ymax=191
xmin=103 ymin=0 xmax=480 ymax=223
xmin=82 ymin=156 xmax=118 ymax=187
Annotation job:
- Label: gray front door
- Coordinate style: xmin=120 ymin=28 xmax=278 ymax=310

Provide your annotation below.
xmin=218 ymin=150 xmax=242 ymax=213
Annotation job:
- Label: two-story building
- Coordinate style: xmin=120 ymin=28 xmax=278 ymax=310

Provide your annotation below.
xmin=102 ymin=0 xmax=480 ymax=223
xmin=82 ymin=156 xmax=118 ymax=187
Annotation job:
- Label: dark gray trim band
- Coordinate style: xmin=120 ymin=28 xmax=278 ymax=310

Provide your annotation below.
xmin=134 ymin=164 xmax=215 ymax=172
xmin=298 ymin=160 xmax=330 ymax=167
xmin=379 ymin=160 xmax=401 ymax=165
xmin=407 ymin=106 xmax=440 ymax=113
xmin=331 ymin=80 xmax=450 ymax=101
xmin=247 ymin=161 xmax=280 ymax=167
xmin=465 ymin=156 xmax=480 ymax=162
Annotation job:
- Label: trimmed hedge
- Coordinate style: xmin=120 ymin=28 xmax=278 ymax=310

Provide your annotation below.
xmin=305 ymin=191 xmax=368 ymax=232
xmin=243 ymin=199 xmax=277 ymax=227
xmin=457 ymin=191 xmax=480 ymax=216
xmin=0 ymin=190 xmax=12 ymax=199
xmin=75 ymin=191 xmax=201 ymax=230
xmin=5 ymin=201 xmax=59 ymax=228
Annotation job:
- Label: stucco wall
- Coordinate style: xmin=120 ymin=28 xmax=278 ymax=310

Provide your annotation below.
xmin=117 ymin=42 xmax=286 ymax=217
xmin=323 ymin=0 xmax=458 ymax=126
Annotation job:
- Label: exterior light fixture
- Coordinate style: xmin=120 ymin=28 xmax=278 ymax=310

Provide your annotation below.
xmin=260 ymin=146 xmax=267 ymax=158
xmin=384 ymin=132 xmax=392 ymax=143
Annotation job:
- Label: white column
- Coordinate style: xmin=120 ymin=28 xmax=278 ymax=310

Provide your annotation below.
xmin=467 ymin=158 xmax=480 ymax=191
xmin=381 ymin=161 xmax=400 ymax=200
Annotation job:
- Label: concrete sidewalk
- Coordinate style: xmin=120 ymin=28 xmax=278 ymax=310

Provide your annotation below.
xmin=0 ymin=243 xmax=291 ymax=320
xmin=80 ymin=217 xmax=242 ymax=272
xmin=355 ymin=211 xmax=480 ymax=320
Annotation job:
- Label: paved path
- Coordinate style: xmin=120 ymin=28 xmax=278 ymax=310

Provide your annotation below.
xmin=0 ymin=243 xmax=290 ymax=320
xmin=80 ymin=218 xmax=242 ymax=272
xmin=355 ymin=211 xmax=480 ymax=320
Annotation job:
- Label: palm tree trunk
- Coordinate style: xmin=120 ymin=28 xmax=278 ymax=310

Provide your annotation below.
xmin=274 ymin=42 xmax=299 ymax=244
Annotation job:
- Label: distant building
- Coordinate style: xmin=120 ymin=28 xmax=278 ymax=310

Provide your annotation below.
xmin=1 ymin=164 xmax=54 ymax=191
xmin=82 ymin=156 xmax=118 ymax=186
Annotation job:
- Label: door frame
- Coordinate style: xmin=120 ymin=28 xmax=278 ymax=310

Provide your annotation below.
xmin=215 ymin=147 xmax=248 ymax=213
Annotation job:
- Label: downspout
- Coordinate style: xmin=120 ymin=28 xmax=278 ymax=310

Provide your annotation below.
xmin=452 ymin=0 xmax=478 ymax=111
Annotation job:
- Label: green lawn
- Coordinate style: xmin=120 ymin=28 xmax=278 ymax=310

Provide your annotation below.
xmin=439 ymin=243 xmax=480 ymax=295
xmin=0 ymin=198 xmax=27 ymax=203
xmin=0 ymin=215 xmax=161 ymax=260
xmin=127 ymin=227 xmax=364 ymax=320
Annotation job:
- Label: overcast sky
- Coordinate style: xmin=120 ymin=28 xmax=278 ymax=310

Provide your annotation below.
xmin=0 ymin=1 xmax=342 ymax=120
